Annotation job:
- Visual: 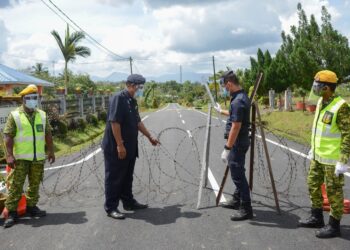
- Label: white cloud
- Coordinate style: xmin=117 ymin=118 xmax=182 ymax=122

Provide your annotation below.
xmin=0 ymin=0 xmax=349 ymax=78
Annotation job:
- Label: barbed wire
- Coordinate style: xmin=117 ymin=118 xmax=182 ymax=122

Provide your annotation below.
xmin=2 ymin=119 xmax=312 ymax=210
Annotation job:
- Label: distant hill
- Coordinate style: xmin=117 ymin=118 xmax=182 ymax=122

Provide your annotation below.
xmin=91 ymin=71 xmax=211 ymax=83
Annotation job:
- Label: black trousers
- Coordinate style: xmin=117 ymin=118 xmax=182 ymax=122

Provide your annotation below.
xmin=104 ymin=152 xmax=136 ymax=213
xmin=228 ymin=145 xmax=251 ymax=203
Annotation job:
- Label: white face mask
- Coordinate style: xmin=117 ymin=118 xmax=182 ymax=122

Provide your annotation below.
xmin=25 ymin=99 xmax=38 ymax=109
xmin=135 ymin=89 xmax=144 ymax=97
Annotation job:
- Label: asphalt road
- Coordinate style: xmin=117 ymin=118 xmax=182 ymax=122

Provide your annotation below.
xmin=0 ymin=103 xmax=349 ymax=250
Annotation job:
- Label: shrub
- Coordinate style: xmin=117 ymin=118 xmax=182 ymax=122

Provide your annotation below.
xmin=77 ymin=118 xmax=87 ymax=131
xmin=86 ymin=114 xmax=99 ymax=126
xmin=258 ymin=96 xmax=269 ymax=106
xmin=68 ymin=119 xmax=79 ymax=130
xmin=53 ymin=119 xmax=68 ymax=138
xmin=98 ymin=110 xmax=107 ymax=121
xmin=151 ymin=98 xmax=159 ymax=109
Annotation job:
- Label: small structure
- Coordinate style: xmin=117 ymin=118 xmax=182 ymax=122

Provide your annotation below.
xmin=0 ymin=63 xmax=54 ymax=131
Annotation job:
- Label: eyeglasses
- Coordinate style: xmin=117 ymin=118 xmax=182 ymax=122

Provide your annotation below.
xmin=24 ymin=95 xmax=38 ymax=100
xmin=220 ymin=70 xmax=234 ymax=87
xmin=136 ymin=85 xmax=144 ymax=90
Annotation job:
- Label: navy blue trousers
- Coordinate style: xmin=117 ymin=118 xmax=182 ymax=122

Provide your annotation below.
xmin=228 ymin=145 xmax=251 ymax=202
xmin=104 ymin=152 xmax=136 ymax=213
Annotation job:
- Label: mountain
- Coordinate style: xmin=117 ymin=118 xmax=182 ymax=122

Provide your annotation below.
xmin=91 ymin=71 xmax=211 ymax=83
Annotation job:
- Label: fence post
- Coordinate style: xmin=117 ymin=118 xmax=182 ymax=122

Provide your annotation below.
xmin=284 ymin=88 xmax=292 ymax=111
xmin=92 ymin=95 xmax=96 ymax=113
xmin=79 ymin=96 xmax=84 ymax=117
xmin=101 ymin=95 xmax=106 ymax=110
xmin=268 ymin=89 xmax=275 ymax=110
xmin=58 ymin=95 xmax=66 ymax=115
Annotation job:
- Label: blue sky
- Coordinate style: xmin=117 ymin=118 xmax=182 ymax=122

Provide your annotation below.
xmin=0 ymin=0 xmax=349 ymax=78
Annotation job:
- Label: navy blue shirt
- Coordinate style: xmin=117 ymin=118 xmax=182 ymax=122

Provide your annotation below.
xmin=101 ymin=89 xmax=141 ymax=159
xmin=225 ymin=89 xmax=251 ymax=147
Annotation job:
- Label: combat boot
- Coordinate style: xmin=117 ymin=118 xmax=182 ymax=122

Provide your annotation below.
xmin=315 ymin=216 xmax=341 ymax=238
xmin=230 ymin=201 xmax=253 ymax=221
xmin=221 ymin=192 xmax=240 ymax=210
xmin=3 ymin=211 xmax=18 ymax=228
xmin=27 ymin=206 xmax=46 ymax=217
xmin=298 ymin=208 xmax=325 ymax=228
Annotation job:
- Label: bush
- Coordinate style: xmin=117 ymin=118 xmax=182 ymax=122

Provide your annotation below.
xmin=77 ymin=118 xmax=87 ymax=131
xmin=258 ymin=96 xmax=269 ymax=106
xmin=68 ymin=119 xmax=79 ymax=130
xmin=98 ymin=110 xmax=107 ymax=121
xmin=151 ymin=98 xmax=159 ymax=109
xmin=86 ymin=114 xmax=99 ymax=126
xmin=52 ymin=119 xmax=68 ymax=138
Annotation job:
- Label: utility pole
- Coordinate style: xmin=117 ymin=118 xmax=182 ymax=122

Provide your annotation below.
xmin=212 ymin=56 xmax=218 ymax=101
xmin=52 ymin=60 xmax=56 ymax=77
xmin=180 ymin=65 xmax=182 ymax=84
xmin=129 ymin=57 xmax=133 ymax=74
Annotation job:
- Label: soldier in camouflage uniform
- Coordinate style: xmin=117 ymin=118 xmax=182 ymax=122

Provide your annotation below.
xmin=298 ymin=70 xmax=350 ymax=238
xmin=3 ymin=85 xmax=55 ymax=228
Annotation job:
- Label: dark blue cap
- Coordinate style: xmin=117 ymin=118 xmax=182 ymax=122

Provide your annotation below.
xmin=127 ymin=74 xmax=146 ymax=85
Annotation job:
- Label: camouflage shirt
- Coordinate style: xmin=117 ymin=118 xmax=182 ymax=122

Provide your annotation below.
xmin=321 ymin=94 xmax=350 ymax=164
xmin=3 ymin=105 xmax=52 ymax=138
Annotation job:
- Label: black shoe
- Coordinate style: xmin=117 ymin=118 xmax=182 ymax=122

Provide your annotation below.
xmin=123 ymin=201 xmax=148 ymax=211
xmin=4 ymin=211 xmax=18 ymax=228
xmin=230 ymin=201 xmax=253 ymax=221
xmin=316 ymin=216 xmax=341 ymax=238
xmin=27 ymin=206 xmax=46 ymax=217
xmin=298 ymin=208 xmax=324 ymax=228
xmin=221 ymin=195 xmax=240 ymax=210
xmin=107 ymin=210 xmax=125 ymax=220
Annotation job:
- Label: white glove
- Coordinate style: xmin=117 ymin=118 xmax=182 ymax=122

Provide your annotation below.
xmin=214 ymin=102 xmax=222 ymax=113
xmin=335 ymin=162 xmax=349 ymax=177
xmin=307 ymin=150 xmax=313 ymax=160
xmin=221 ymin=149 xmax=230 ymax=165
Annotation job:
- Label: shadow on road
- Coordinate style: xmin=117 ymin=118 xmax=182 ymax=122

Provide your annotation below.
xmin=126 ymin=204 xmax=201 ymax=225
xmin=340 ymin=225 xmax=350 ymax=241
xmin=14 ymin=211 xmax=88 ymax=227
xmin=249 ymin=209 xmax=301 ymax=229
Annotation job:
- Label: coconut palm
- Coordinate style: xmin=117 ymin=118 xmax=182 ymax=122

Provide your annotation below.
xmin=51 ymin=24 xmax=91 ymax=94
xmin=32 ymin=63 xmax=48 ymax=75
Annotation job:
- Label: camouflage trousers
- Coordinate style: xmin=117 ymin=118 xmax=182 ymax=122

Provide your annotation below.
xmin=307 ymin=160 xmax=344 ymax=220
xmin=5 ymin=160 xmax=44 ymax=211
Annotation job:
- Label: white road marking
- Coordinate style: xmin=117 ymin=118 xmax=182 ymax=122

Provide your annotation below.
xmin=179 ymin=114 xmax=182 ymax=118
xmin=181 ymin=120 xmax=185 ymax=124
xmin=208 ymin=168 xmax=226 ymax=203
xmin=192 ymin=108 xmax=350 ymax=178
xmin=187 ymin=130 xmax=192 ymax=138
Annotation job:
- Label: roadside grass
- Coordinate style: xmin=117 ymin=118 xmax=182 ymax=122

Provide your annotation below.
xmin=260 ymin=110 xmax=314 ymax=146
xmin=53 ymin=122 xmax=105 ymax=158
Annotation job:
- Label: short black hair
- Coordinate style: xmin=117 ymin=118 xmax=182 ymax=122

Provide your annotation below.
xmin=222 ymin=70 xmax=240 ymax=85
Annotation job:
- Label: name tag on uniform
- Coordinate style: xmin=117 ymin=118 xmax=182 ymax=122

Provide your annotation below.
xmin=322 ymin=111 xmax=334 ymax=125
xmin=36 ymin=124 xmax=44 ymax=132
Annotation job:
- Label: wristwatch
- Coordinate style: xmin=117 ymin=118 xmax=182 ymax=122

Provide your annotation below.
xmin=224 ymin=145 xmax=232 ymax=150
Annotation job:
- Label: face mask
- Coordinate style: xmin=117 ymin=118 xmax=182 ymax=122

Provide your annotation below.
xmin=135 ymin=89 xmax=144 ymax=97
xmin=25 ymin=99 xmax=38 ymax=109
xmin=222 ymin=88 xmax=229 ymax=97
xmin=312 ymin=82 xmax=327 ymax=97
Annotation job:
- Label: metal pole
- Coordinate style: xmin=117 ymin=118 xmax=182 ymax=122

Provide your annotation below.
xmin=129 ymin=57 xmax=133 ymax=74
xmin=212 ymin=56 xmax=217 ymax=102
xmin=196 ymin=104 xmax=212 ymax=209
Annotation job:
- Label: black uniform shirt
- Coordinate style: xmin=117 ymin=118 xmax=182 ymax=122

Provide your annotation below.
xmin=225 ymin=89 xmax=251 ymax=147
xmin=101 ymin=89 xmax=141 ymax=159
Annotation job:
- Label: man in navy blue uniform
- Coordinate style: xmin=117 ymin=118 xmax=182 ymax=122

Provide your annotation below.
xmin=102 ymin=74 xmax=159 ymax=220
xmin=214 ymin=70 xmax=253 ymax=221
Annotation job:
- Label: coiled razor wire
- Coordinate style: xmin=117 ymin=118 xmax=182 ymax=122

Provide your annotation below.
xmin=32 ymin=118 xmax=311 ymax=209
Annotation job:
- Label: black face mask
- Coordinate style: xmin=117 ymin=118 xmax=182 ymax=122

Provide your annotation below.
xmin=312 ymin=81 xmax=327 ymax=96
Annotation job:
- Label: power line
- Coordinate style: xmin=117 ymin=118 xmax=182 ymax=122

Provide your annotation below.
xmin=40 ymin=0 xmax=129 ymax=61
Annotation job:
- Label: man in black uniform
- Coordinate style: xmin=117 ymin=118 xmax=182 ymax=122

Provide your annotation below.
xmin=214 ymin=70 xmax=253 ymax=221
xmin=102 ymin=74 xmax=159 ymax=220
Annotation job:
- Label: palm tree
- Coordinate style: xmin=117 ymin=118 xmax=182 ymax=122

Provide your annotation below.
xmin=32 ymin=63 xmax=48 ymax=75
xmin=51 ymin=24 xmax=91 ymax=94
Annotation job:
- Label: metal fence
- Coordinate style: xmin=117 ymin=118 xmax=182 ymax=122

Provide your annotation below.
xmin=66 ymin=98 xmax=79 ymax=114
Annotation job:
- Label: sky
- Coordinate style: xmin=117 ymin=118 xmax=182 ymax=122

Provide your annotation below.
xmin=0 ymin=0 xmax=349 ymax=79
